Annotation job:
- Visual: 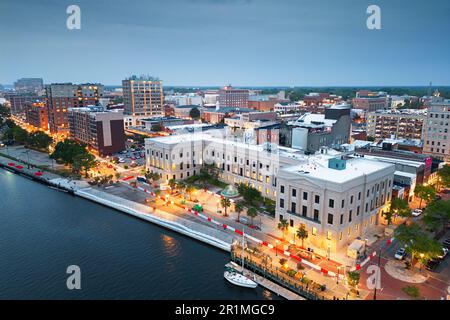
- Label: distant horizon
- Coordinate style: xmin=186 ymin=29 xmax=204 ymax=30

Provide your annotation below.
xmin=3 ymin=83 xmax=450 ymax=89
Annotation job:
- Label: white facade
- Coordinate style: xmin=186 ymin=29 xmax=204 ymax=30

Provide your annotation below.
xmin=423 ymin=100 xmax=450 ymax=162
xmin=276 ymin=156 xmax=395 ymax=252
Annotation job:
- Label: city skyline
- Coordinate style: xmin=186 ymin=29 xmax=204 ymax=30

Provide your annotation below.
xmin=1 ymin=0 xmax=450 ymax=86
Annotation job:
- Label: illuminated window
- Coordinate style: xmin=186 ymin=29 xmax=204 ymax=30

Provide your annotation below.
xmin=312 ymin=227 xmax=317 ymax=236
xmin=348 ymin=227 xmax=351 ymax=236
xmin=339 ymin=232 xmax=343 ymax=241
xmin=327 ymin=231 xmax=332 ymax=240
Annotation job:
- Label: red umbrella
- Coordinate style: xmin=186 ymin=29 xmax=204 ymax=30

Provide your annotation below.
xmin=34 ymin=172 xmax=43 ymax=176
xmin=7 ymin=163 xmax=15 ymax=166
xmin=15 ymin=165 xmax=24 ymax=170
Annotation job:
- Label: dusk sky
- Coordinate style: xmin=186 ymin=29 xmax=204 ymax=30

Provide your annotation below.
xmin=0 ymin=0 xmax=449 ymax=86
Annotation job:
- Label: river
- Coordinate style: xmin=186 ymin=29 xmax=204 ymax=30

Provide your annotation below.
xmin=0 ymin=169 xmax=279 ymax=300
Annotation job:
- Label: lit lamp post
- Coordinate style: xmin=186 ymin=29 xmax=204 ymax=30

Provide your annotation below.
xmin=420 ymin=253 xmax=425 ymax=271
xmin=275 ymin=240 xmax=279 ymax=256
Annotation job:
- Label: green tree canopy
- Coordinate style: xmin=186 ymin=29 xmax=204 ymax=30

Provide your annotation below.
xmin=423 ymin=200 xmax=450 ymax=232
xmin=437 ymin=165 xmax=450 ymax=189
xmin=189 ymin=107 xmax=201 ymax=119
xmin=414 ymin=184 xmax=436 ymax=208
xmin=28 ymin=131 xmax=53 ymax=150
xmin=395 ymin=223 xmax=442 ymax=263
xmin=246 ymin=207 xmax=258 ymax=226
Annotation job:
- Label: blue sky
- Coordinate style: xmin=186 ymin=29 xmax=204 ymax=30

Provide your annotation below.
xmin=0 ymin=0 xmax=449 ymax=86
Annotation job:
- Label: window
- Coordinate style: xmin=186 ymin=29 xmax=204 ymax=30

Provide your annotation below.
xmin=340 ymin=214 xmax=344 ymax=225
xmin=349 ymin=210 xmax=352 ymax=222
xmin=280 ymin=185 xmax=285 ymax=194
xmin=329 ymin=199 xmax=334 ymax=208
xmin=327 ymin=213 xmax=333 ymax=225
xmin=315 ymin=195 xmax=320 ymax=204
xmin=312 ymin=227 xmax=317 ymax=236
xmin=357 ymin=206 xmax=360 ymax=216
xmin=341 ymin=199 xmax=345 ymax=208
xmin=289 ymin=219 xmax=294 ymax=227
xmin=327 ymin=231 xmax=332 ymax=240
xmin=339 ymin=232 xmax=343 ymax=241
xmin=280 ymin=199 xmax=284 ymax=208
xmin=291 ymin=202 xmax=296 ymax=213
xmin=314 ymin=209 xmax=319 ymax=221
xmin=303 ymin=192 xmax=308 ymax=200
xmin=358 ymin=192 xmax=361 ymax=200
xmin=302 ymin=205 xmax=307 ymax=217
xmin=350 ymin=195 xmax=354 ymax=204
xmin=292 ymin=189 xmax=297 ymax=197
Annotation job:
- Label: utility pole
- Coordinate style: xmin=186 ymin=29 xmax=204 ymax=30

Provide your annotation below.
xmin=373 ymin=248 xmax=382 ymax=300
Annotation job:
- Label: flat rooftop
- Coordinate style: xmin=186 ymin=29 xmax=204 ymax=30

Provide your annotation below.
xmin=282 ymin=155 xmax=394 ymax=183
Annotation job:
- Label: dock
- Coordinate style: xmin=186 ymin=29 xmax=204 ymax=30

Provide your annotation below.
xmin=225 ymin=262 xmax=306 ymax=300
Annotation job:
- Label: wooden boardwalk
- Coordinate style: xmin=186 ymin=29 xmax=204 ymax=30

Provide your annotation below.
xmin=225 ymin=262 xmax=306 ymax=300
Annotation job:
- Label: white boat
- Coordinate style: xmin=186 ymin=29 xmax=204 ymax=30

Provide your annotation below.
xmin=224 ymin=270 xmax=258 ymax=288
xmin=224 ymin=227 xmax=258 ymax=289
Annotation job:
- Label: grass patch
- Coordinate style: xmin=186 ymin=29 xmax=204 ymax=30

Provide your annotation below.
xmin=402 ymin=285 xmax=420 ymax=299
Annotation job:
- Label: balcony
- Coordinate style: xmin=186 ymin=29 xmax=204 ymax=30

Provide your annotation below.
xmin=287 ymin=211 xmax=321 ymax=224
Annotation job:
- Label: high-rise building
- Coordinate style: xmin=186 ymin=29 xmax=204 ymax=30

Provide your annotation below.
xmin=14 ymin=78 xmax=44 ymax=94
xmin=68 ymin=106 xmax=125 ymax=156
xmin=122 ymin=75 xmax=164 ymax=117
xmin=218 ymin=86 xmax=249 ymax=109
xmin=4 ymin=93 xmax=40 ymax=115
xmin=423 ymin=99 xmax=450 ymax=162
xmin=45 ymin=83 xmax=104 ymax=134
xmin=25 ymin=101 xmax=48 ymax=131
xmin=366 ymin=109 xmax=426 ymax=140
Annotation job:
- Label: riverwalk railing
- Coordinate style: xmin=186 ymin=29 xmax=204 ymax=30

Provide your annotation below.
xmin=231 ymin=249 xmax=325 ymax=300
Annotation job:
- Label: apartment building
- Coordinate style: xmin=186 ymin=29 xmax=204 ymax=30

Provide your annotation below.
xmin=68 ymin=106 xmax=125 ymax=156
xmin=45 ymin=83 xmax=104 ymax=134
xmin=14 ymin=78 xmax=44 ymax=94
xmin=4 ymin=93 xmax=40 ymax=115
xmin=25 ymin=101 xmax=48 ymax=130
xmin=218 ymin=86 xmax=249 ymax=109
xmin=366 ymin=109 xmax=426 ymax=140
xmin=122 ymin=75 xmax=164 ymax=117
xmin=276 ymin=155 xmax=395 ymax=253
xmin=423 ymin=100 xmax=450 ymax=162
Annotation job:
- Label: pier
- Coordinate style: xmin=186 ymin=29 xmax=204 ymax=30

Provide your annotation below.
xmin=225 ymin=262 xmax=306 ymax=300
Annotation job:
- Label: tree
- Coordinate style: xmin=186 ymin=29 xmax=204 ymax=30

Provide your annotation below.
xmin=279 ymin=258 xmax=288 ymax=268
xmin=437 ymin=165 xmax=450 ymax=189
xmin=185 ymin=184 xmax=195 ymax=201
xmin=395 ymin=223 xmax=442 ymax=266
xmin=220 ymin=197 xmax=231 ymax=217
xmin=296 ymin=225 xmax=308 ymax=247
xmin=347 ymin=271 xmax=360 ymax=290
xmin=237 ymin=183 xmax=262 ymax=206
xmin=168 ymin=179 xmax=177 ymax=194
xmin=72 ymin=152 xmax=96 ymax=176
xmin=50 ymin=139 xmax=96 ymax=174
xmin=189 ymin=107 xmax=201 ymax=119
xmin=247 ymin=207 xmax=258 ymax=226
xmin=115 ymin=172 xmax=121 ymax=180
xmin=277 ymin=219 xmax=289 ymax=240
xmin=390 ymin=197 xmax=411 ymax=221
xmin=234 ymin=201 xmax=244 ymax=222
xmin=28 ymin=131 xmax=53 ymax=150
xmin=12 ymin=126 xmax=29 ymax=144
xmin=423 ymin=200 xmax=450 ymax=233
xmin=414 ymin=185 xmax=436 ymax=209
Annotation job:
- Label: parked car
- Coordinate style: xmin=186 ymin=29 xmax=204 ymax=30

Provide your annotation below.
xmin=426 ymin=259 xmax=440 ymax=271
xmin=394 ymin=247 xmax=407 ymax=260
xmin=437 ymin=247 xmax=448 ymax=260
xmin=443 ymin=239 xmax=450 ymax=249
xmin=411 ymin=209 xmax=423 ymax=217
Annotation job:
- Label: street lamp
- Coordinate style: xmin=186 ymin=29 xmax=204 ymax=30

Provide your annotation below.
xmin=275 ymin=240 xmax=279 ymax=256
